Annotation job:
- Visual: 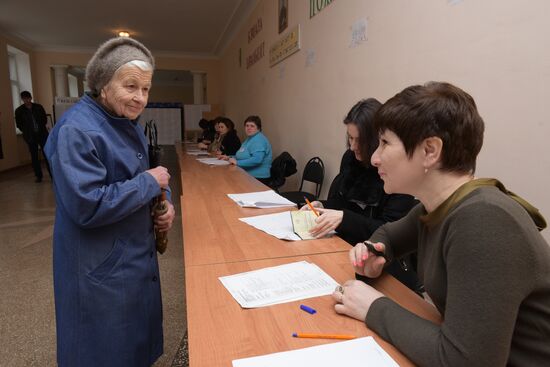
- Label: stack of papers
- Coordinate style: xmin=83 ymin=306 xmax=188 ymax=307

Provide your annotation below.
xmin=197 ymin=157 xmax=231 ymax=166
xmin=186 ymin=149 xmax=210 ymax=156
xmin=239 ymin=211 xmax=332 ymax=241
xmin=232 ymin=337 xmax=398 ymax=367
xmin=219 ymin=261 xmax=339 ymax=308
xmin=239 ymin=211 xmax=302 ymax=241
xmin=228 ymin=190 xmax=296 ymax=208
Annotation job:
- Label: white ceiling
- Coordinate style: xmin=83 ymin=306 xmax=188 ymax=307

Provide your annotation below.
xmin=0 ymin=0 xmax=259 ymax=57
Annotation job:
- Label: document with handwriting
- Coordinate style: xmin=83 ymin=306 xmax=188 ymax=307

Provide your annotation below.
xmin=290 ymin=210 xmax=317 ymax=240
xmin=219 ymin=261 xmax=339 ymax=308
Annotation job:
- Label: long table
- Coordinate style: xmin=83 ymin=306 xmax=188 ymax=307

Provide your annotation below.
xmin=176 ymin=143 xmax=441 ymax=366
xmin=178 ymin=147 xmax=351 ymax=267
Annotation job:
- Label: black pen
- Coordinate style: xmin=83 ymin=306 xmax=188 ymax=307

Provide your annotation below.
xmin=363 ymin=240 xmax=388 ymax=261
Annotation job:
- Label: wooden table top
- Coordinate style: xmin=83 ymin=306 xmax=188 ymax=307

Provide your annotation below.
xmin=176 ymin=143 xmax=442 ymax=367
xmin=185 ymin=252 xmax=442 ymax=367
xmin=177 ymin=146 xmax=351 ymax=267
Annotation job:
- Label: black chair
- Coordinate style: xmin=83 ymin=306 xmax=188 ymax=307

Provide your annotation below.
xmin=268 ymin=151 xmax=297 ymax=192
xmin=280 ymin=157 xmax=324 ymax=207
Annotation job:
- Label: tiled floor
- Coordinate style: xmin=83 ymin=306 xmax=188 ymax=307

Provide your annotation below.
xmin=0 ymin=146 xmax=187 ymax=366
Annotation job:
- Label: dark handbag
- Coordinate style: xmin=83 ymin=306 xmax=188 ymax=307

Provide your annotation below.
xmin=144 ymin=119 xmax=161 ymax=167
xmin=144 ymin=120 xmax=168 ymax=253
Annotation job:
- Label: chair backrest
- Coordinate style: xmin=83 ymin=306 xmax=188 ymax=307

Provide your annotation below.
xmin=299 ymin=157 xmax=324 ymax=198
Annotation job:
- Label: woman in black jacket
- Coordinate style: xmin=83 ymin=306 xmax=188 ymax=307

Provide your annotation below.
xmin=302 ymin=98 xmax=420 ymax=291
xmin=213 ymin=117 xmax=241 ymax=156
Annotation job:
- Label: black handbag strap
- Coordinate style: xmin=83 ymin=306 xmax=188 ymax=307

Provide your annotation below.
xmin=144 ymin=120 xmax=158 ymax=147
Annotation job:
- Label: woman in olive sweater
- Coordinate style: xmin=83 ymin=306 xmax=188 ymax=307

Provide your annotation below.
xmin=334 ymin=82 xmax=550 ymax=366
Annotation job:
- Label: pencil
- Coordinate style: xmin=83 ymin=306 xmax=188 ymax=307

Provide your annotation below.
xmin=304 ymin=197 xmax=320 ymax=217
xmin=292 ymin=332 xmax=356 ymax=340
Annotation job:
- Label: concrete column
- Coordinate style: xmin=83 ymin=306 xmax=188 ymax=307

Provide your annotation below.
xmin=52 ymin=65 xmax=69 ymax=97
xmin=191 ymin=71 xmax=206 ymax=104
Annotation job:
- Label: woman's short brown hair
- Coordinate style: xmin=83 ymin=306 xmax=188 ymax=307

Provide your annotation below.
xmin=374 ymin=82 xmax=485 ymax=174
xmin=244 ymin=115 xmax=262 ymax=131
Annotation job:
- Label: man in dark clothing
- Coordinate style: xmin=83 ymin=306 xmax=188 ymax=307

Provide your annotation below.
xmin=15 ymin=91 xmax=51 ymax=182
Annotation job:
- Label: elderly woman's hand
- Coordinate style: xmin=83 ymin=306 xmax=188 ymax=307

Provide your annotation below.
xmin=332 ymin=280 xmax=384 ymax=322
xmin=299 ymin=200 xmax=323 ymax=211
xmin=153 ymin=201 xmax=175 ymax=232
xmin=308 ymin=208 xmax=343 ymax=238
xmin=146 ymin=166 xmax=170 ymax=189
xmin=228 ymin=158 xmax=237 ymax=165
xmin=218 ymin=154 xmax=229 ymax=160
xmin=350 ymin=241 xmax=386 ymax=278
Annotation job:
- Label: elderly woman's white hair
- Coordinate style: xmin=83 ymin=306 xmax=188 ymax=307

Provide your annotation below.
xmin=85 ymin=37 xmax=155 ymax=96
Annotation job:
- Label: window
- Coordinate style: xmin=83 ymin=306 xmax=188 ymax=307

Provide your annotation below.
xmin=68 ymin=73 xmax=79 ymax=97
xmin=8 ymin=53 xmax=20 ymax=116
xmin=7 ymin=45 xmax=33 ymax=133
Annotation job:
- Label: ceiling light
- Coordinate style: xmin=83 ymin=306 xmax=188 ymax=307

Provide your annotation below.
xmin=118 ymin=31 xmax=130 ymax=37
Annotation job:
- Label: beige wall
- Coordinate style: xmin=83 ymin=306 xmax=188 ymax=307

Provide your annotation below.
xmin=155 ymin=57 xmax=222 ymax=105
xmin=220 ymin=0 xmax=550 ymax=241
xmin=148 ymin=84 xmax=194 ymax=105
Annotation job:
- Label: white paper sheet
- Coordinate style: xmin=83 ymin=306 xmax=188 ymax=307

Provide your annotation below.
xmin=232 ymin=337 xmax=398 ymax=367
xmin=228 ymin=190 xmax=296 ymax=208
xmin=219 ymin=261 xmax=339 ymax=308
xmin=186 ymin=150 xmax=209 ymax=156
xmin=239 ymin=211 xmax=301 ymax=241
xmin=196 ymin=157 xmax=231 ymax=166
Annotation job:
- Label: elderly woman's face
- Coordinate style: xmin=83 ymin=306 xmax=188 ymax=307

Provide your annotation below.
xmin=371 ymin=129 xmax=424 ymax=195
xmin=101 ymin=65 xmax=152 ymax=120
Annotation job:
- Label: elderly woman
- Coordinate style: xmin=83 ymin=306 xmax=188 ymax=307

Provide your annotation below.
xmin=301 ymin=99 xmax=418 ymax=291
xmin=333 ymin=82 xmax=550 ymax=366
xmin=44 ymin=37 xmax=175 ymax=367
xmin=221 ymin=115 xmax=272 ymax=185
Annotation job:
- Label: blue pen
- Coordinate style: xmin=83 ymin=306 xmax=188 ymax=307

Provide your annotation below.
xmin=300 ymin=304 xmax=316 ymax=314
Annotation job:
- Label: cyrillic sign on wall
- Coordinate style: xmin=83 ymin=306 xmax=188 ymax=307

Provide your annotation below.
xmin=269 ymin=25 xmax=300 ymax=67
xmin=310 ymin=0 xmax=334 ymax=18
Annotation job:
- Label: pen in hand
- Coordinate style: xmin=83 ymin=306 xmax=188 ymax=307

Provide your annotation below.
xmin=304 ymin=197 xmax=320 ymax=217
xmin=363 ymin=240 xmax=387 ymax=261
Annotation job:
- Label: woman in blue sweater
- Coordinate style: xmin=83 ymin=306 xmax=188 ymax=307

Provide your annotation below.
xmin=221 ymin=115 xmax=272 ymax=184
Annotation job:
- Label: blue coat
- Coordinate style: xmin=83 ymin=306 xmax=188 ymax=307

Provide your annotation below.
xmin=234 ymin=131 xmax=272 ymax=178
xmin=44 ymin=94 xmax=165 ymax=367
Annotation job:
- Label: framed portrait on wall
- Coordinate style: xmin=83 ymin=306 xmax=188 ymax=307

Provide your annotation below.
xmin=278 ymin=0 xmax=288 ymax=34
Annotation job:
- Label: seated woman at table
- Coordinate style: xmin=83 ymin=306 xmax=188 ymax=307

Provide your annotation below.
xmin=301 ymin=98 xmax=419 ymax=291
xmin=220 ymin=115 xmax=272 ymax=185
xmin=197 ymin=118 xmax=217 ymax=149
xmin=211 ymin=117 xmax=241 ymax=156
xmin=334 ymin=82 xmax=550 ymax=366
